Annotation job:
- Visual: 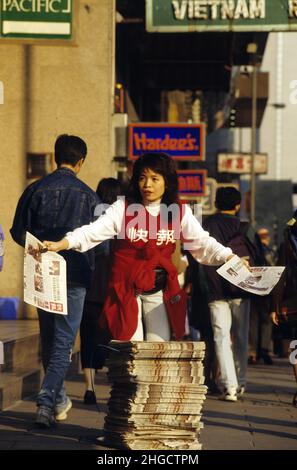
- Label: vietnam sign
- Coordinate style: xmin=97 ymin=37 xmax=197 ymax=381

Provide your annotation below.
xmin=217 ymin=153 xmax=268 ymax=174
xmin=0 ymin=0 xmax=73 ymax=40
xmin=128 ymin=123 xmax=205 ymax=161
xmin=177 ymin=169 xmax=207 ymax=196
xmin=146 ymin=0 xmax=297 ymax=32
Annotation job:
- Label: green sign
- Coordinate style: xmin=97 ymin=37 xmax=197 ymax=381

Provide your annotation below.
xmin=0 ymin=0 xmax=73 ymax=40
xmin=146 ymin=0 xmax=297 ymax=32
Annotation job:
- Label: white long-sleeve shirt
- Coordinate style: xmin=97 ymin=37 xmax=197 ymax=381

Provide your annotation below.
xmin=65 ymin=198 xmax=232 ymax=266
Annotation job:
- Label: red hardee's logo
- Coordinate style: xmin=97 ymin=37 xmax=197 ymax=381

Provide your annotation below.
xmin=133 ymin=132 xmax=198 ymax=151
xmin=129 ymin=123 xmax=205 ymax=161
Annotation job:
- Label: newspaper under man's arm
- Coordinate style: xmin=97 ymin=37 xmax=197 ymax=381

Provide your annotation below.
xmin=217 ymin=255 xmax=285 ymax=296
xmin=24 ymin=232 xmax=68 ymax=315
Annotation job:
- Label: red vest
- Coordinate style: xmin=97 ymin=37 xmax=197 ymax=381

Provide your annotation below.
xmin=102 ymin=203 xmax=187 ymax=340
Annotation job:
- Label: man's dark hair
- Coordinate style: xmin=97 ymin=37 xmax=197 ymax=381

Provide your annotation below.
xmin=215 ymin=186 xmax=241 ymax=211
xmin=127 ymin=152 xmax=178 ymax=206
xmin=54 ymin=134 xmax=87 ymax=166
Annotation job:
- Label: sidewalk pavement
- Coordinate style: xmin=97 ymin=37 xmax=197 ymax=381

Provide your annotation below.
xmin=0 ymin=357 xmax=296 ymax=451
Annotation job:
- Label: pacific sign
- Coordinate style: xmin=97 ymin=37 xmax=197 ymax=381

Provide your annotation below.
xmin=128 ymin=123 xmax=205 ymax=161
xmin=146 ymin=0 xmax=297 ymax=32
xmin=0 ymin=0 xmax=73 ymax=39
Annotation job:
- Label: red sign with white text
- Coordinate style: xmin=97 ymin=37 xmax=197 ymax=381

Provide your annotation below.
xmin=177 ymin=170 xmax=207 ymax=197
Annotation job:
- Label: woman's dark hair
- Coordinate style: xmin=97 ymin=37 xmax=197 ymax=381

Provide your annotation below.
xmin=96 ymin=178 xmax=122 ymax=205
xmin=127 ymin=153 xmax=179 ymax=206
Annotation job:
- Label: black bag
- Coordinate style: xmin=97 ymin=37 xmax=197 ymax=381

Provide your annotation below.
xmin=227 ymin=222 xmax=265 ymax=267
xmin=223 ymin=222 xmax=265 ymax=298
xmin=135 ymin=268 xmax=167 ymax=295
xmin=276 ymin=228 xmax=297 ymax=326
xmin=277 ymin=296 xmax=297 ymax=326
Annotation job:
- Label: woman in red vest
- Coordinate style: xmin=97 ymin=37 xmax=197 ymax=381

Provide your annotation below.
xmin=43 ymin=153 xmax=234 ymax=342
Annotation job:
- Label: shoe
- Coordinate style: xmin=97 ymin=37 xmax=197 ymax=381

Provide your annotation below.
xmin=293 ymin=392 xmax=297 ymax=408
xmin=55 ymin=397 xmax=72 ymax=421
xmin=248 ymin=355 xmax=257 ymax=365
xmin=206 ymin=382 xmax=221 ymax=395
xmin=258 ymin=353 xmax=273 ymax=365
xmin=237 ymin=385 xmax=245 ymax=396
xmin=35 ymin=406 xmax=56 ymax=429
xmin=84 ymin=390 xmax=97 ymax=405
xmin=219 ymin=389 xmax=237 ymax=402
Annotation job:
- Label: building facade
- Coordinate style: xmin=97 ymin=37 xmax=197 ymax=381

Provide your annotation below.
xmin=0 ymin=0 xmax=116 ymax=314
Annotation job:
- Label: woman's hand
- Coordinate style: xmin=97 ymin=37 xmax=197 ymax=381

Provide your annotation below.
xmin=241 ymin=257 xmax=251 ymax=270
xmin=226 ymin=254 xmax=234 ymax=262
xmin=270 ymin=311 xmax=279 ymax=326
xmin=226 ymin=254 xmax=251 ymax=270
xmin=42 ymin=238 xmax=69 ymax=252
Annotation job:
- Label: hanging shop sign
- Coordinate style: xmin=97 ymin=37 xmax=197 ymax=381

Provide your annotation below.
xmin=146 ymin=0 xmax=297 ymax=32
xmin=0 ymin=0 xmax=73 ymax=41
xmin=217 ymin=152 xmax=268 ymax=174
xmin=177 ymin=169 xmax=207 ymax=197
xmin=179 ymin=177 xmax=216 ymax=214
xmin=128 ymin=123 xmax=205 ymax=161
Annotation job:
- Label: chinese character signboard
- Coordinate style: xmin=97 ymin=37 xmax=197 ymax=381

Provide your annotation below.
xmin=179 ymin=178 xmax=239 ymax=215
xmin=146 ymin=0 xmax=297 ymax=32
xmin=128 ymin=123 xmax=205 ymax=161
xmin=217 ymin=153 xmax=268 ymax=174
xmin=177 ymin=169 xmax=207 ymax=197
xmin=200 ymin=177 xmax=217 ymax=213
xmin=0 ymin=0 xmax=73 ymax=40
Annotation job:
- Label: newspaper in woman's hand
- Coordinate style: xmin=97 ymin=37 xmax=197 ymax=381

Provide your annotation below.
xmin=217 ymin=255 xmax=285 ymax=296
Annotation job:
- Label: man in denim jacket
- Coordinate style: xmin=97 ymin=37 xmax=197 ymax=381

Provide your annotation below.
xmin=10 ymin=134 xmax=98 ymax=428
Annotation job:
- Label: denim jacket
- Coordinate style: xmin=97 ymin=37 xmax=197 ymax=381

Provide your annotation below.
xmin=10 ymin=167 xmax=99 ymax=287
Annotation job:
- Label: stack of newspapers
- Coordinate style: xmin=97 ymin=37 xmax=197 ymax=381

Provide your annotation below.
xmin=104 ymin=341 xmax=207 ymax=450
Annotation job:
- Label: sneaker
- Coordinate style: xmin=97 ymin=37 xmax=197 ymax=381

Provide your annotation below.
xmin=259 ymin=353 xmax=273 ymax=365
xmin=55 ymin=397 xmax=72 ymax=421
xmin=237 ymin=385 xmax=245 ymax=396
xmin=84 ymin=390 xmax=97 ymax=405
xmin=206 ymin=382 xmax=221 ymax=395
xmin=35 ymin=406 xmax=56 ymax=429
xmin=219 ymin=389 xmax=237 ymax=402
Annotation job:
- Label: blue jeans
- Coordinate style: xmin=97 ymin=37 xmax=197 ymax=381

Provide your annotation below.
xmin=37 ymin=286 xmax=86 ymax=409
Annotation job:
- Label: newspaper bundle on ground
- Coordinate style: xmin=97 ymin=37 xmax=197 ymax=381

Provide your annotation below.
xmin=217 ymin=255 xmax=285 ymax=296
xmin=103 ymin=341 xmax=207 ymax=450
xmin=24 ymin=232 xmax=67 ymax=315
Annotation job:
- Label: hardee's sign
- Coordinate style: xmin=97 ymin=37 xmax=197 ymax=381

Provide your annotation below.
xmin=128 ymin=123 xmax=205 ymax=161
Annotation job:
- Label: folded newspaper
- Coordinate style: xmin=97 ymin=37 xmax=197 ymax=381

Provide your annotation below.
xmin=217 ymin=255 xmax=285 ymax=296
xmin=24 ymin=232 xmax=67 ymax=315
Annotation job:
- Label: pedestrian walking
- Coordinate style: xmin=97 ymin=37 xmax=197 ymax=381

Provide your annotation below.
xmin=10 ymin=134 xmax=98 ymax=428
xmin=203 ymin=187 xmax=261 ymax=401
xmin=270 ymin=210 xmax=297 ymax=407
